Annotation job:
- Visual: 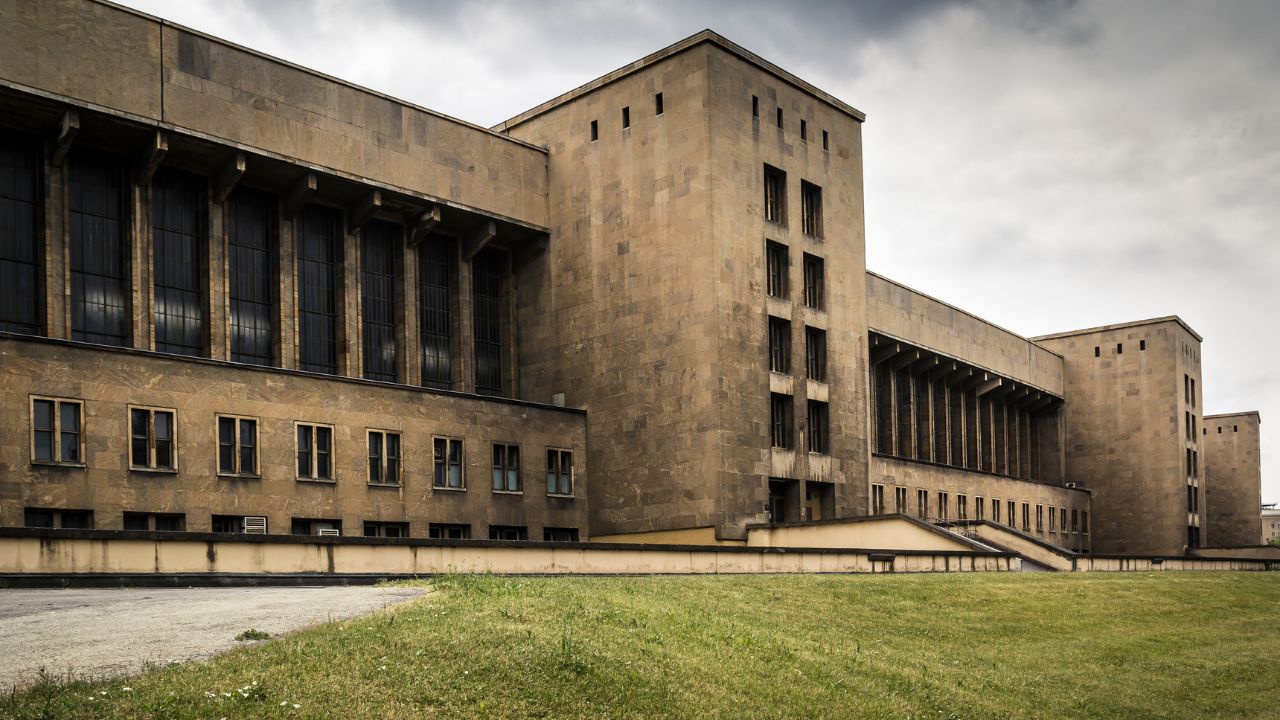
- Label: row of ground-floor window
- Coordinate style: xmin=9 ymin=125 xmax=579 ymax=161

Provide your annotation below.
xmin=870 ymin=483 xmax=1089 ymax=537
xmin=20 ymin=508 xmax=579 ymax=541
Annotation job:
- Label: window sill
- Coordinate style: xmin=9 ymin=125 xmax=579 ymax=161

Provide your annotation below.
xmin=368 ymin=482 xmax=402 ymax=489
xmin=547 ymin=493 xmax=576 ymax=500
xmin=31 ymin=460 xmax=86 ymax=469
xmin=130 ymin=466 xmax=178 ymax=475
xmin=217 ymin=472 xmax=261 ymax=480
xmin=296 ymin=477 xmax=336 ymax=485
xmin=493 ymin=490 xmax=524 ymax=496
xmin=433 ymin=486 xmax=467 ymax=493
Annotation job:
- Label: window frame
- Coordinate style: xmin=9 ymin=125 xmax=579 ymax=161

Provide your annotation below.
xmin=770 ymin=393 xmax=794 ymax=449
xmin=216 ymin=413 xmax=260 ymax=478
xmin=800 ymin=180 xmax=823 ymax=239
xmin=128 ymin=405 xmax=178 ymax=473
xmin=366 ymin=428 xmax=402 ymax=487
xmin=763 ymin=164 xmax=787 ymax=225
xmin=807 ymin=400 xmax=829 ymax=455
xmin=768 ymin=316 xmax=791 ymax=374
xmin=432 ymin=436 xmax=466 ymax=491
xmin=492 ymin=442 xmax=522 ymax=494
xmin=295 ymin=421 xmax=337 ymax=483
xmin=805 ymin=327 xmax=827 ymax=382
xmin=765 ymin=240 xmax=789 ymax=299
xmin=29 ymin=396 xmax=85 ymax=467
xmin=546 ymin=447 xmax=575 ymax=497
xmin=802 ymin=253 xmax=825 ymax=310
xmin=428 ymin=523 xmax=470 ymax=540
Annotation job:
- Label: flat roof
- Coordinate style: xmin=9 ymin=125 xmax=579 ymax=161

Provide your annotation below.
xmin=1203 ymin=411 xmax=1261 ymax=420
xmin=1031 ymin=315 xmax=1203 ymax=343
xmin=493 ymin=29 xmax=867 ymax=132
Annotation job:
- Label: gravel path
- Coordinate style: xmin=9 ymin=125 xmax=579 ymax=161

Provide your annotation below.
xmin=0 ymin=585 xmax=426 ymax=690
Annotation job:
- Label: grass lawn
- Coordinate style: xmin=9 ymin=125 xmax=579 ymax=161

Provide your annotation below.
xmin=6 ymin=572 xmax=1279 ymax=719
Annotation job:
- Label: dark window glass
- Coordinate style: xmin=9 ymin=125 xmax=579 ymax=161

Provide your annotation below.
xmin=428 ymin=523 xmax=470 ymax=540
xmin=546 ymin=449 xmax=573 ymax=495
xmin=24 ymin=509 xmax=54 ymax=528
xmin=368 ymin=430 xmax=401 ymax=485
xmin=364 ymin=521 xmax=408 ymax=538
xmin=227 ymin=187 xmax=276 ymax=365
xmin=544 ymin=527 xmax=580 ymax=542
xmin=765 ymin=241 xmax=789 ymax=299
xmin=316 ymin=427 xmax=332 ymax=479
xmin=493 ymin=443 xmax=520 ymax=492
xmin=770 ymin=393 xmax=793 ymax=449
xmin=0 ymin=130 xmax=42 ymax=334
xmin=59 ymin=402 xmax=80 ymax=463
xmin=297 ymin=424 xmax=312 ymax=477
xmin=488 ymin=525 xmax=528 ymax=541
xmin=151 ymin=168 xmax=206 ymax=356
xmin=33 ymin=399 xmax=55 ymax=461
xmin=434 ymin=438 xmax=464 ymax=489
xmin=130 ymin=408 xmax=150 ymax=467
xmin=768 ymin=317 xmax=791 ymax=374
xmin=803 ymin=254 xmax=825 ymax=310
xmin=296 ymin=205 xmax=340 ymax=374
xmin=361 ymin=221 xmax=398 ymax=382
xmin=69 ymin=149 xmax=129 ymax=346
xmin=764 ymin=164 xmax=786 ymax=224
xmin=418 ymin=237 xmax=454 ymax=389
xmin=806 ymin=328 xmax=827 ymax=382
xmin=473 ymin=248 xmax=506 ymax=396
xmin=801 ymin=181 xmax=822 ymax=238
xmin=386 ymin=433 xmax=400 ymax=485
xmin=60 ymin=510 xmax=91 ymax=529
xmin=123 ymin=513 xmax=150 ymax=531
xmin=368 ymin=431 xmax=383 ymax=484
xmin=239 ymin=419 xmax=256 ymax=474
xmin=808 ymin=401 xmax=829 ymax=454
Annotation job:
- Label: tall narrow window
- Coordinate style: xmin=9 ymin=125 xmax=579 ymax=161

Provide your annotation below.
xmin=622 ymin=106 xmax=630 ymax=129
xmin=473 ymin=248 xmax=506 ymax=396
xmin=805 ymin=327 xmax=827 ymax=382
xmin=1022 ymin=502 xmax=1030 ymax=531
xmin=1007 ymin=500 xmax=1016 ymax=527
xmin=896 ymin=487 xmax=908 ymax=513
xmin=31 ymin=397 xmax=82 ymax=465
xmin=776 ymin=107 xmax=784 ymax=129
xmin=547 ymin=448 xmax=573 ymax=495
xmin=590 ymin=120 xmax=598 ymax=141
xmin=296 ymin=205 xmax=340 ymax=374
xmin=0 ymin=130 xmax=41 ymax=335
xmin=770 ymin=393 xmax=794 ymax=449
xmin=763 ymin=164 xmax=786 ymax=224
xmin=916 ymin=489 xmax=928 ymax=520
xmin=807 ymin=401 xmax=829 ymax=454
xmin=768 ymin=317 xmax=791 ymax=374
xmin=367 ymin=430 xmax=401 ymax=486
xmin=822 ymin=130 xmax=829 ymax=152
xmin=419 ymin=237 xmax=455 ymax=389
xmin=493 ymin=443 xmax=521 ymax=493
xmin=361 ymin=221 xmax=398 ymax=382
xmin=801 ymin=181 xmax=822 ymax=238
xmin=296 ymin=423 xmax=334 ymax=481
xmin=433 ymin=437 xmax=464 ymax=489
xmin=227 ymin=187 xmax=276 ymax=365
xmin=803 ymin=254 xmax=825 ymax=310
xmin=69 ymin=149 xmax=129 ymax=346
xmin=130 ymin=406 xmax=176 ymax=471
xmin=752 ymin=95 xmax=759 ymax=118
xmin=976 ymin=496 xmax=985 ymax=521
xmin=958 ymin=495 xmax=968 ymax=520
xmin=766 ymin=241 xmax=789 ymax=298
xmin=800 ymin=119 xmax=807 ymax=142
xmin=654 ymin=93 xmax=664 ymax=115
xmin=871 ymin=484 xmax=885 ymax=514
xmin=151 ymin=167 xmax=206 ymax=356
xmin=216 ymin=415 xmax=257 ymax=476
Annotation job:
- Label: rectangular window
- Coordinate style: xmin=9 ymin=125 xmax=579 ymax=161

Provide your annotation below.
xmin=544 ymin=527 xmax=580 ymax=542
xmin=958 ymin=494 xmax=968 ymax=520
xmin=212 ymin=515 xmax=267 ymax=534
xmin=31 ymin=397 xmax=82 ymax=465
xmin=1071 ymin=509 xmax=1079 ymax=534
xmin=1140 ymin=339 xmax=1146 ymax=351
xmin=364 ymin=521 xmax=409 ymax=538
xmin=776 ymin=107 xmax=784 ymax=129
xmin=151 ymin=167 xmax=207 ymax=357
xmin=429 ymin=523 xmax=470 ymax=540
xmin=938 ymin=491 xmax=949 ymax=520
xmin=1007 ymin=500 xmax=1016 ymax=527
xmin=0 ymin=129 xmax=42 ymax=335
xmin=768 ymin=316 xmax=791 ymax=374
xmin=123 ymin=512 xmax=185 ymax=531
xmin=1049 ymin=506 xmax=1057 ymax=533
xmin=975 ymin=496 xmax=985 ymax=521
xmin=296 ymin=423 xmax=334 ymax=481
xmin=805 ymin=327 xmax=827 ymax=382
xmin=654 ymin=93 xmax=664 ymax=115
xmin=1117 ymin=343 xmax=1123 ymax=354
xmin=216 ymin=415 xmax=258 ymax=476
xmin=489 ymin=525 xmax=528 ymax=541
xmin=801 ymin=181 xmax=822 ymax=238
xmin=765 ymin=240 xmax=789 ymax=298
xmin=992 ymin=498 xmax=1000 ymax=524
xmin=1082 ymin=511 xmax=1089 ymax=535
xmin=895 ymin=486 xmax=908 ymax=514
xmin=800 ymin=119 xmax=807 ymax=142
xmin=547 ymin=448 xmax=574 ymax=495
xmin=69 ymin=149 xmax=129 ymax=346
xmin=622 ymin=106 xmax=630 ymax=129
xmin=227 ymin=187 xmax=276 ymax=365
xmin=433 ymin=437 xmax=464 ymax=489
xmin=590 ymin=120 xmax=598 ymax=141
xmin=916 ymin=489 xmax=928 ymax=520
xmin=807 ymin=400 xmax=829 ymax=454
xmin=1190 ymin=378 xmax=1195 ymax=407
xmin=25 ymin=508 xmax=93 ymax=529
xmin=871 ymin=484 xmax=885 ymax=514
xmin=1036 ymin=504 xmax=1044 ymax=532
xmin=1021 ymin=502 xmax=1030 ymax=531
xmin=419 ymin=236 xmax=455 ymax=389
xmin=803 ymin=254 xmax=825 ymax=310
xmin=493 ymin=443 xmax=521 ymax=493
xmin=367 ymin=430 xmax=401 ymax=486
xmin=763 ymin=164 xmax=786 ymax=224
xmin=296 ymin=205 xmax=340 ymax=374
xmin=822 ymin=130 xmax=829 ymax=152
xmin=770 ymin=393 xmax=794 ymax=449
xmin=361 ymin=220 xmax=399 ymax=382
xmin=752 ymin=95 xmax=759 ymax=118
xmin=292 ymin=518 xmax=341 ymax=536
xmin=473 ymin=248 xmax=506 ymax=396
xmin=129 ymin=406 xmax=176 ymax=471
xmin=1060 ymin=507 xmax=1068 ymax=535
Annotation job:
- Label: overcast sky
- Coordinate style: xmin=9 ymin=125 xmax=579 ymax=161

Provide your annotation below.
xmin=116 ymin=0 xmax=1280 ymax=502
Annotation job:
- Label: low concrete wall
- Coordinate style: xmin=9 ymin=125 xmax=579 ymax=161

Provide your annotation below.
xmin=960 ymin=521 xmax=1077 ymax=572
xmin=1078 ymin=555 xmax=1276 ymax=572
xmin=0 ymin=529 xmax=1017 ymax=583
xmin=1192 ymin=546 xmax=1280 ymax=560
xmin=745 ymin=515 xmax=980 ymax=552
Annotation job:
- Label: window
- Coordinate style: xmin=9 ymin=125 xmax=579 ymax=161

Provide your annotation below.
xmin=217 ymin=415 xmax=258 ymax=476
xmin=975 ymin=496 xmax=985 ymax=521
xmin=654 ymin=93 xmax=664 ymax=115
xmin=1082 ymin=511 xmax=1089 ymax=535
xmin=547 ymin=448 xmax=574 ymax=495
xmin=1117 ymin=343 xmax=1123 ymax=354
xmin=822 ymin=130 xmax=829 ymax=152
xmin=69 ymin=149 xmax=129 ymax=346
xmin=473 ymin=248 xmax=506 ymax=396
xmin=803 ymin=254 xmax=825 ymax=310
xmin=419 ymin=236 xmax=455 ymax=389
xmin=752 ymin=95 xmax=759 ymax=118
xmin=31 ymin=397 xmax=83 ymax=465
xmin=1187 ymin=524 xmax=1199 ymax=548
xmin=765 ymin=241 xmax=789 ymax=298
xmin=545 ymin=527 xmax=580 ymax=542
xmin=805 ymin=328 xmax=827 ymax=382
xmin=292 ymin=518 xmax=341 ymax=536
xmin=489 ymin=525 xmax=528 ymax=541
xmin=1060 ymin=507 xmax=1068 ymax=535
xmin=433 ymin=437 xmax=464 ymax=489
xmin=776 ymin=107 xmax=784 ymax=129
xmin=0 ymin=129 xmax=42 ymax=335
xmin=770 ymin=393 xmax=794 ymax=449
xmin=801 ymin=181 xmax=822 ymax=238
xmin=763 ymin=164 xmax=786 ymax=224
xmin=493 ymin=443 xmax=521 ymax=493
xmin=129 ymin=406 xmax=176 ymax=471
xmin=590 ymin=120 xmax=598 ymax=141
xmin=1049 ymin=506 xmax=1057 ymax=533
xmin=227 ymin=187 xmax=276 ymax=365
xmin=807 ymin=401 xmax=829 ymax=454
xmin=429 ymin=523 xmax=470 ymax=540
xmin=768 ymin=317 xmax=791 ymax=373
xmin=871 ymin=484 xmax=885 ymax=514
xmin=1140 ymin=339 xmax=1146 ymax=351
xmin=296 ymin=205 xmax=341 ymax=374
xmin=958 ymin=494 xmax=968 ymax=520
xmin=1190 ymin=378 xmax=1196 ymax=407
xmin=895 ymin=486 xmax=908 ymax=514
xmin=296 ymin=423 xmax=334 ymax=481
xmin=367 ymin=430 xmax=401 ymax=486
xmin=622 ymin=106 xmax=630 ymax=129
xmin=212 ymin=515 xmax=267 ymax=534
xmin=1071 ymin=509 xmax=1079 ymax=535
xmin=1036 ymin=504 xmax=1044 ymax=532
xmin=1021 ymin=502 xmax=1030 ymax=531
xmin=992 ymin=498 xmax=1000 ymax=524
xmin=364 ymin=521 xmax=409 ymax=538
xmin=361 ymin=220 xmax=399 ymax=382
xmin=938 ymin=491 xmax=949 ymax=520
xmin=123 ymin=512 xmax=185 ymax=531
xmin=916 ymin=489 xmax=928 ymax=519
xmin=151 ymin=167 xmax=207 ymax=357
xmin=800 ymin=119 xmax=807 ymax=142
xmin=1007 ymin=500 xmax=1016 ymax=528
xmin=25 ymin=508 xmax=92 ymax=529
xmin=1094 ymin=346 xmax=1100 ymax=358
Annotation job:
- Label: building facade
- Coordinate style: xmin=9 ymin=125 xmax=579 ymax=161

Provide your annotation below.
xmin=0 ymin=0 xmax=1264 ymax=556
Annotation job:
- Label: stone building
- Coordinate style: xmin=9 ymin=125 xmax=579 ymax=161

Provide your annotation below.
xmin=0 ymin=0 xmax=1263 ymax=557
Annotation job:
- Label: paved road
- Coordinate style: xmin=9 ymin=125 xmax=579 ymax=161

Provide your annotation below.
xmin=0 ymin=585 xmax=426 ymax=689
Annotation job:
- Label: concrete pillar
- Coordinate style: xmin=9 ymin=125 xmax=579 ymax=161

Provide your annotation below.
xmin=43 ymin=154 xmax=68 ymax=339
xmin=456 ymin=251 xmax=475 ymax=394
xmin=131 ymin=183 xmax=150 ymax=351
xmin=207 ymin=196 xmax=227 ymax=361
xmin=277 ymin=206 xmax=296 ymax=370
xmin=343 ymin=226 xmax=361 ymax=379
xmin=399 ymin=230 xmax=419 ymax=387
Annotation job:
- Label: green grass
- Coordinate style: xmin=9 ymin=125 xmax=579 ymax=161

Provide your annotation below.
xmin=6 ymin=573 xmax=1279 ymax=719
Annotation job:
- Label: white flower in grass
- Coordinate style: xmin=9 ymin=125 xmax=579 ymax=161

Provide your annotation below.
xmin=121 ymin=687 xmax=132 ymax=692
xmin=280 ymin=701 xmax=289 ymax=706
xmin=293 ymin=703 xmax=301 ymax=709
